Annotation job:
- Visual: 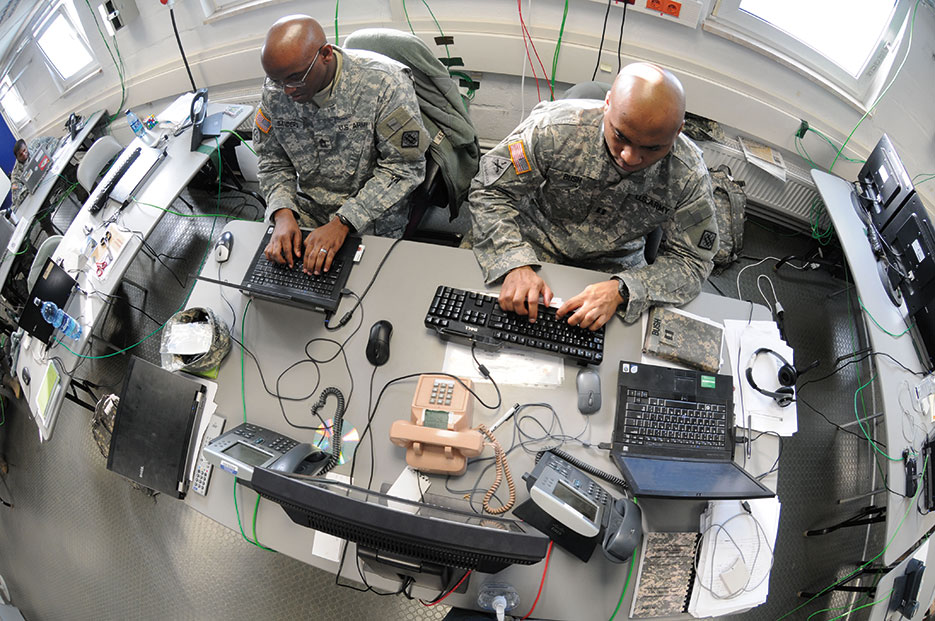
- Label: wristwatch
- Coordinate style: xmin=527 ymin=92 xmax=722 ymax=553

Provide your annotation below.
xmin=335 ymin=213 xmax=356 ymax=233
xmin=612 ymin=276 xmax=629 ymax=309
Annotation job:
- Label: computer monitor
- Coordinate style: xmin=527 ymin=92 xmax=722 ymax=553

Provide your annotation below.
xmin=857 ymin=134 xmax=915 ymax=235
xmin=249 ymin=468 xmax=550 ymax=589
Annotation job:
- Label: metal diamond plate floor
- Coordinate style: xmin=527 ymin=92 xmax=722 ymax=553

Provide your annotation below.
xmin=0 ymin=185 xmax=907 ymax=620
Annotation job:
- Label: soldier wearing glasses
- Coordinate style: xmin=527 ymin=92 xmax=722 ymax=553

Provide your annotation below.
xmin=255 ymin=15 xmax=429 ymax=275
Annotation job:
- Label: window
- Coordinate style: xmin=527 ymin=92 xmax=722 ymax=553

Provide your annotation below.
xmin=706 ymin=0 xmax=913 ymax=104
xmin=33 ymin=3 xmax=98 ymax=90
xmin=0 ymin=77 xmax=28 ymax=127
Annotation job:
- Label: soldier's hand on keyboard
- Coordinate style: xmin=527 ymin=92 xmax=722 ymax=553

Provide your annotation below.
xmin=265 ymin=209 xmax=303 ymax=267
xmin=500 ymin=266 xmax=553 ymax=323
xmin=303 ymin=217 xmax=348 ymax=275
xmin=557 ymin=280 xmax=623 ymax=331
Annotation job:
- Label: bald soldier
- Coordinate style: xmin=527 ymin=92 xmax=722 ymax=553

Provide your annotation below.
xmin=469 ymin=63 xmax=718 ymax=329
xmin=255 ymin=15 xmax=429 ymax=275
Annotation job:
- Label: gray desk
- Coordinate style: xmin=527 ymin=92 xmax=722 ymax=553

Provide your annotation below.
xmin=184 ymin=220 xmax=778 ymax=620
xmin=813 ymin=170 xmax=934 ymax=566
xmin=0 ymin=109 xmax=106 ymax=290
xmin=15 ymin=101 xmax=253 ymax=442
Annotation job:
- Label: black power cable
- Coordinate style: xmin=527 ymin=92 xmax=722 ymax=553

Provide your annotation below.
xmin=169 ymin=7 xmax=197 ymax=93
xmin=616 ymin=1 xmax=628 ymax=74
xmin=591 ymin=0 xmax=613 ymax=81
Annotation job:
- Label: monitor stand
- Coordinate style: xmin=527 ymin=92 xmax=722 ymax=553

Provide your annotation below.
xmin=877 ymin=259 xmax=903 ymax=306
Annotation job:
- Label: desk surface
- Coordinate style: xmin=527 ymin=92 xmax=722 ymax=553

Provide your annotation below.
xmin=16 ymin=101 xmax=253 ymax=442
xmin=0 ymin=109 xmax=106 ymax=286
xmin=184 ymin=220 xmax=777 ymax=620
xmin=813 ymin=170 xmax=934 ymax=566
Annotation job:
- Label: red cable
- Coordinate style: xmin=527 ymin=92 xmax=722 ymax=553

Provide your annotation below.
xmin=517 ymin=0 xmax=542 ymax=102
xmin=517 ymin=0 xmax=554 ymax=100
xmin=520 ymin=540 xmax=554 ymax=620
xmin=420 ymin=569 xmax=473 ymax=607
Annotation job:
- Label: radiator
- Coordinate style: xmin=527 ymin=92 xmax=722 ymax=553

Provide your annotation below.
xmin=699 ymin=137 xmax=829 ymax=235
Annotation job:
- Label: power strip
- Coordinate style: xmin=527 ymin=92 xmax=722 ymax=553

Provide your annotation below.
xmin=580 ymin=0 xmax=704 ymax=29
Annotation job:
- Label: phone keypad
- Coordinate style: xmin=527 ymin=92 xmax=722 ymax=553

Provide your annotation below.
xmin=429 ymin=379 xmax=455 ymax=406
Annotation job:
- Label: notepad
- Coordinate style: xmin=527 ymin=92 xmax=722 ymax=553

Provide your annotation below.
xmin=642 ymin=306 xmax=724 ymax=373
xmin=630 ymin=532 xmax=699 ymax=618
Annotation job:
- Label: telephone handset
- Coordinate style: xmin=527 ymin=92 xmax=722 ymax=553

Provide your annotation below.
xmin=389 ymin=374 xmax=484 ymax=475
xmin=524 ymin=450 xmax=643 ymax=563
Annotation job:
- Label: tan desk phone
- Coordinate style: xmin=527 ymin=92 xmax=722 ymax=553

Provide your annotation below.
xmin=390 ymin=374 xmax=484 ymax=475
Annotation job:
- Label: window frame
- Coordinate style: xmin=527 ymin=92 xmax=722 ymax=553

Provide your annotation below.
xmin=32 ymin=1 xmax=100 ymax=93
xmin=704 ymin=0 xmax=913 ymax=106
xmin=199 ymin=0 xmax=282 ymax=24
xmin=0 ymin=75 xmax=29 ymax=129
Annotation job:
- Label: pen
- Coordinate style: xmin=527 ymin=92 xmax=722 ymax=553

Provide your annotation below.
xmin=487 ymin=403 xmax=520 ymax=434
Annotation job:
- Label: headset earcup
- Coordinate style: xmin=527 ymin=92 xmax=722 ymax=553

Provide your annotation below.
xmin=775 ymin=386 xmax=795 ymax=407
xmin=777 ymin=364 xmax=797 ymax=387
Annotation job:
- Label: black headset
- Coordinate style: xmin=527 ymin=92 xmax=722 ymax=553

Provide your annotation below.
xmin=744 ymin=348 xmax=804 ymax=408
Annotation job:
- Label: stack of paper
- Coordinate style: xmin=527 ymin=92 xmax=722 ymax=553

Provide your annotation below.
xmin=688 ymin=497 xmax=781 ymax=617
xmin=723 ymin=319 xmax=798 ymax=436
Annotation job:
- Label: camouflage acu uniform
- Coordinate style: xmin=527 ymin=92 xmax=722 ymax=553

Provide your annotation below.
xmin=253 ymin=47 xmax=429 ymax=236
xmin=470 ymin=100 xmax=718 ymax=323
xmin=10 ymin=136 xmax=59 ymax=208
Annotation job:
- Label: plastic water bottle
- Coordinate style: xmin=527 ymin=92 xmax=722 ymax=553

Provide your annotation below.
xmin=477 ymin=582 xmax=519 ymax=621
xmin=125 ymin=109 xmax=153 ymax=146
xmin=34 ymin=298 xmax=83 ymax=340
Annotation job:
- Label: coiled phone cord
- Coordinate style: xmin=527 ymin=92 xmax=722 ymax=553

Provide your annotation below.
xmin=313 ymin=387 xmax=345 ymax=475
xmin=479 ymin=424 xmax=515 ymax=514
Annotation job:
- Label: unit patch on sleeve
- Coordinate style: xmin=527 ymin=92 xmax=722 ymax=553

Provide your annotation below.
xmin=254 ymin=108 xmax=272 ymax=134
xmin=698 ymin=230 xmax=717 ymax=251
xmin=508 ymin=141 xmax=531 ymax=175
xmin=481 ymin=155 xmax=512 ymax=186
xmin=401 ymin=130 xmax=420 ymax=148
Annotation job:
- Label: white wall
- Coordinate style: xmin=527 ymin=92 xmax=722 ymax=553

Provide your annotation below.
xmin=10 ymin=0 xmax=935 ymax=207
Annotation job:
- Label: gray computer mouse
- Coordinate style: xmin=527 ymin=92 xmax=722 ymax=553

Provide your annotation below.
xmin=214 ymin=231 xmax=234 ymax=263
xmin=576 ymin=367 xmax=601 ymax=414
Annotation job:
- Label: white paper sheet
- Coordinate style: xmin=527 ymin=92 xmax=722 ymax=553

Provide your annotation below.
xmin=724 ymin=320 xmax=798 ymax=436
xmin=442 ymin=341 xmax=564 ymax=387
xmin=689 ymin=497 xmax=781 ymax=617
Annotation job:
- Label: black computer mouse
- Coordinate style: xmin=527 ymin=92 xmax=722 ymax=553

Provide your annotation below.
xmin=576 ymin=367 xmax=601 ymax=414
xmin=366 ymin=320 xmax=393 ymax=366
xmin=215 ymin=231 xmax=234 ymax=263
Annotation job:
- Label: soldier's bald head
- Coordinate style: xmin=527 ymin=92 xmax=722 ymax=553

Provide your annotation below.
xmin=261 ymin=15 xmax=326 ymax=75
xmin=602 ymin=63 xmax=686 ymax=173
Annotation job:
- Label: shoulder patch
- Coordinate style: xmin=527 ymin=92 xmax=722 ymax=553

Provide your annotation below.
xmin=254 ymin=108 xmax=271 ymax=134
xmin=508 ymin=141 xmax=531 ymax=175
xmin=481 ymin=155 xmax=512 ymax=186
xmin=698 ymin=230 xmax=717 ymax=251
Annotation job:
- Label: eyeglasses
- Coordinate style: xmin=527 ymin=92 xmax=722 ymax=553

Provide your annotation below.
xmin=267 ymin=46 xmax=324 ymax=90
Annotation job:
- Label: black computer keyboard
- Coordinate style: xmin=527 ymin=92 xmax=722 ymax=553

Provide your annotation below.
xmin=619 ymin=388 xmax=727 ymax=448
xmin=88 ymin=147 xmax=141 ymax=214
xmin=424 ymin=286 xmax=604 ymax=365
xmin=247 ymin=256 xmax=345 ymax=296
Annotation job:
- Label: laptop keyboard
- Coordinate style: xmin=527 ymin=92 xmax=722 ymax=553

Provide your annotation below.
xmin=247 ymin=256 xmax=345 ymax=297
xmin=424 ymin=286 xmax=604 ymax=365
xmin=619 ymin=388 xmax=727 ymax=448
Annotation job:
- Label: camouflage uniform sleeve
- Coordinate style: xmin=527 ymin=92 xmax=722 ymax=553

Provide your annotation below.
xmin=253 ymin=100 xmax=299 ymax=223
xmin=468 ymin=117 xmax=549 ymax=284
xmin=336 ymin=70 xmax=428 ymax=232
xmin=36 ymin=136 xmax=58 ymax=155
xmin=615 ymin=172 xmax=717 ymax=323
xmin=10 ymin=162 xmax=25 ymax=207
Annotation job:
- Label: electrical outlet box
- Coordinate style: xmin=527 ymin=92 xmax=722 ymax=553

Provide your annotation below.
xmin=583 ymin=0 xmax=703 ymax=29
xmin=96 ymin=0 xmax=139 ymax=36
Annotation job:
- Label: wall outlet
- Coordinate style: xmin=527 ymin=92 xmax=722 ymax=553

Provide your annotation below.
xmin=584 ymin=0 xmax=702 ymax=29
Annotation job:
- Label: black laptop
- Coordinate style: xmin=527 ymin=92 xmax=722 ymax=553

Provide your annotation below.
xmin=239 ymin=226 xmax=361 ymax=313
xmin=611 ymin=361 xmax=774 ymax=500
xmin=18 ymin=259 xmax=77 ymax=346
xmin=107 ymin=357 xmax=206 ymax=498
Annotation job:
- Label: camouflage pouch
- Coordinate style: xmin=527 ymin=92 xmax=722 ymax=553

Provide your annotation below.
xmin=642 ymin=306 xmax=723 ymax=373
xmin=708 ymin=165 xmax=746 ymax=270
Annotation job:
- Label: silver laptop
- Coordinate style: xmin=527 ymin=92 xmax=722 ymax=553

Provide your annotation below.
xmin=21 ymin=146 xmax=52 ymax=194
